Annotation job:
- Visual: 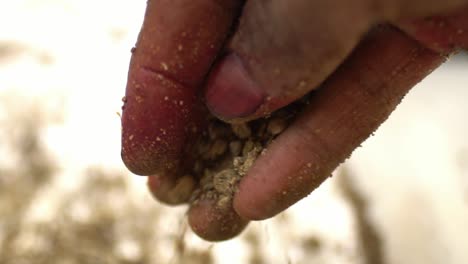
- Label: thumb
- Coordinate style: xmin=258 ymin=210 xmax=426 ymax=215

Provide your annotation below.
xmin=203 ymin=0 xmax=468 ymax=122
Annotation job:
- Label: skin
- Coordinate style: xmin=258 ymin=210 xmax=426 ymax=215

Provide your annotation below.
xmin=121 ymin=0 xmax=468 ymax=241
xmin=121 ymin=0 xmax=242 ymax=176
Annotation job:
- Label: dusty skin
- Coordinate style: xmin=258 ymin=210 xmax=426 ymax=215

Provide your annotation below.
xmin=122 ymin=0 xmax=468 ymax=241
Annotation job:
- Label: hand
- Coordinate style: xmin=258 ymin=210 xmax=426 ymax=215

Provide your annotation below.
xmin=121 ymin=0 xmax=468 ymax=241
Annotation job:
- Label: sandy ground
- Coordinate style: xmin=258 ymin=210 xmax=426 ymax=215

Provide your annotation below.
xmin=1 ymin=1 xmax=468 ymax=263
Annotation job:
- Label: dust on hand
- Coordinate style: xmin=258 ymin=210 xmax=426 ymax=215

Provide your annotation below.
xmin=189 ymin=101 xmax=305 ymax=210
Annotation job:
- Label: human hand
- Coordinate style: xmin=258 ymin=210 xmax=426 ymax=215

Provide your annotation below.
xmin=121 ymin=0 xmax=468 ymax=241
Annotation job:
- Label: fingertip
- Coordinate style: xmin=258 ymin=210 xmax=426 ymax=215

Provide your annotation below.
xmin=205 ymin=53 xmax=265 ymax=121
xmin=188 ymin=198 xmax=249 ymax=242
xmin=121 ymin=69 xmax=201 ymax=176
xmin=233 ymin=158 xmax=313 ymax=221
xmin=233 ymin=178 xmax=274 ymax=221
xmin=148 ymin=175 xmax=196 ymax=205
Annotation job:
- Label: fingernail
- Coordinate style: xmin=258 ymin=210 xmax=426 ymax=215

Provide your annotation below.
xmin=205 ymin=53 xmax=264 ymax=120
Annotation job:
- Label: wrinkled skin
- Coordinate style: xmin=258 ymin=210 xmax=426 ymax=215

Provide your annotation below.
xmin=121 ymin=0 xmax=468 ymax=241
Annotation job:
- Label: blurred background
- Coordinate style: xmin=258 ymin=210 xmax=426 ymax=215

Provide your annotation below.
xmin=1 ymin=1 xmax=468 ymax=263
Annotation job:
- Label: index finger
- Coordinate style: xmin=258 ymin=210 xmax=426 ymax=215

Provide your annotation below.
xmin=122 ymin=0 xmax=242 ymax=176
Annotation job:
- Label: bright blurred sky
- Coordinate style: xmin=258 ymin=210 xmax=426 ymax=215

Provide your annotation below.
xmin=0 ymin=0 xmax=145 ymax=170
